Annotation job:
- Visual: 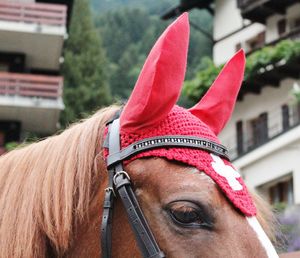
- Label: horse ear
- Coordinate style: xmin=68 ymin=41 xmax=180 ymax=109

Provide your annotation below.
xmin=189 ymin=50 xmax=245 ymax=135
xmin=120 ymin=13 xmax=190 ymax=132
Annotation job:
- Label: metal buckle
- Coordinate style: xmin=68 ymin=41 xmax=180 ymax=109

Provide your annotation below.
xmin=113 ymin=170 xmax=131 ymax=185
xmin=105 ymin=186 xmax=116 ymax=197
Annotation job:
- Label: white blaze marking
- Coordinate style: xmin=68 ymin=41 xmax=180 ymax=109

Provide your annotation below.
xmin=246 ymin=217 xmax=279 ymax=258
xmin=210 ymin=154 xmax=243 ymax=191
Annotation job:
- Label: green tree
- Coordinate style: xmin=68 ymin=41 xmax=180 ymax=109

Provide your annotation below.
xmin=61 ymin=0 xmax=111 ymax=126
xmin=91 ymin=0 xmax=177 ymax=15
xmin=94 ymin=5 xmax=213 ymax=103
xmin=95 ymin=8 xmax=166 ymax=99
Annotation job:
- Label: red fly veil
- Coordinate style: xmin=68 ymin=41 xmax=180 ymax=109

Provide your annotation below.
xmin=113 ymin=13 xmax=256 ymax=216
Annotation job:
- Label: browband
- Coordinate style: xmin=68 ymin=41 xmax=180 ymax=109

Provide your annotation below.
xmin=106 ymin=121 xmax=230 ymax=167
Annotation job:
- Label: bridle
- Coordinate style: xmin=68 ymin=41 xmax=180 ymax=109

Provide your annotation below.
xmin=101 ymin=113 xmax=230 ymax=258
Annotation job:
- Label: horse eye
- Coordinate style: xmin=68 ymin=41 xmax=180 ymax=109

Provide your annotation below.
xmin=167 ymin=201 xmax=211 ymax=229
xmin=171 ymin=209 xmax=200 ymax=224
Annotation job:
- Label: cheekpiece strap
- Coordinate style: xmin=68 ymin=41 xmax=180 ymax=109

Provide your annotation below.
xmin=102 ymin=118 xmax=165 ymax=258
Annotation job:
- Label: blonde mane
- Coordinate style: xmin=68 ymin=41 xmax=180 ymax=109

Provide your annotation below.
xmin=0 ymin=106 xmax=119 ymax=258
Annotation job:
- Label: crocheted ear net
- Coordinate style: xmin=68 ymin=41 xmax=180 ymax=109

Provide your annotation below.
xmin=120 ymin=105 xmax=256 ymax=216
xmin=106 ymin=13 xmax=256 ymax=216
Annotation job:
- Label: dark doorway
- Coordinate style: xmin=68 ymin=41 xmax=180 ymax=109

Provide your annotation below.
xmin=236 ymin=120 xmax=244 ymax=155
xmin=282 ymin=104 xmax=290 ymax=131
xmin=0 ymin=121 xmax=21 ymax=147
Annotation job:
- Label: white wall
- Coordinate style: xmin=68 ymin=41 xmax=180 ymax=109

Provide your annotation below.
xmin=214 ymin=0 xmax=244 ymax=40
xmin=238 ymin=136 xmax=300 ymax=204
xmin=220 ymin=79 xmax=299 ymax=147
xmin=265 ymin=14 xmax=283 ymax=43
xmin=287 ymin=3 xmax=300 ymax=25
xmin=265 ymin=3 xmax=300 ymax=43
xmin=213 ymin=2 xmax=300 ymax=65
xmin=213 ymin=24 xmax=265 ymax=65
xmin=213 ymin=0 xmax=265 ymax=65
xmin=219 ymin=79 xmax=300 ymax=205
xmin=214 ymin=1 xmax=300 ymax=205
xmin=219 ymin=79 xmax=300 ymax=204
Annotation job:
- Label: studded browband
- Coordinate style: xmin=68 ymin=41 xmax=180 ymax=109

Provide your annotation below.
xmin=106 ymin=135 xmax=229 ymax=167
xmin=101 ymin=115 xmax=230 ymax=258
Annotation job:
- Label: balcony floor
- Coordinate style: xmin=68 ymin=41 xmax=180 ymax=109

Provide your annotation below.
xmin=0 ymin=95 xmax=63 ymax=134
xmin=0 ymin=20 xmax=65 ymax=71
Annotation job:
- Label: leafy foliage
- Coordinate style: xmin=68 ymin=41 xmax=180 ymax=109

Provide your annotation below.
xmin=60 ymin=0 xmax=111 ymax=126
xmin=5 ymin=142 xmax=20 ymax=152
xmin=183 ymin=57 xmax=221 ymax=102
xmin=184 ymin=40 xmax=300 ymax=103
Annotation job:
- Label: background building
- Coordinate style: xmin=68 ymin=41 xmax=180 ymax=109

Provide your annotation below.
xmin=0 ymin=0 xmax=73 ymax=154
xmin=214 ymin=0 xmax=300 ymax=207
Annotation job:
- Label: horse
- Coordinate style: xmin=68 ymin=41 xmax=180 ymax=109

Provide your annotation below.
xmin=0 ymin=13 xmax=280 ymax=258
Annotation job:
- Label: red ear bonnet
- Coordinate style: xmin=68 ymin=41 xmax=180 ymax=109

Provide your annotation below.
xmin=120 ymin=13 xmax=189 ymax=132
xmin=189 ymin=50 xmax=246 ymax=135
xmin=108 ymin=14 xmax=256 ymax=217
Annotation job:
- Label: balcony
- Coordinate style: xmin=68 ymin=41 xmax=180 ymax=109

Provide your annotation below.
xmin=244 ymin=26 xmax=300 ymax=56
xmin=0 ymin=1 xmax=66 ymax=27
xmin=223 ymin=102 xmax=300 ymax=160
xmin=0 ymin=1 xmax=67 ymax=70
xmin=0 ymin=72 xmax=64 ymax=134
xmin=237 ymin=0 xmax=299 ymax=24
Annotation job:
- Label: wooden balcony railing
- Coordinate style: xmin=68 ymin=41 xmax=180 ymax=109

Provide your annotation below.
xmin=0 ymin=72 xmax=63 ymax=99
xmin=0 ymin=1 xmax=67 ymax=27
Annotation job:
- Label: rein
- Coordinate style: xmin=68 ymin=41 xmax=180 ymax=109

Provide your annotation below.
xmin=101 ymin=115 xmax=230 ymax=258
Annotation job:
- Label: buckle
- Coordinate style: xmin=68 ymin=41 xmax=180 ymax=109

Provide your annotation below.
xmin=105 ymin=186 xmax=116 ymax=197
xmin=113 ymin=171 xmax=130 ymax=184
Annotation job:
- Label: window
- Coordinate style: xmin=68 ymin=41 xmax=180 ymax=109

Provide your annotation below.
xmin=236 ymin=120 xmax=244 ymax=155
xmin=293 ymin=17 xmax=300 ymax=29
xmin=258 ymin=174 xmax=294 ymax=206
xmin=246 ymin=31 xmax=265 ymax=52
xmin=0 ymin=131 xmax=4 ymax=147
xmin=249 ymin=112 xmax=268 ymax=149
xmin=0 ymin=131 xmax=6 ymax=156
xmin=235 ymin=43 xmax=242 ymax=52
xmin=0 ymin=121 xmax=21 ymax=145
xmin=277 ymin=19 xmax=286 ymax=36
xmin=282 ymin=104 xmax=290 ymax=131
xmin=0 ymin=62 xmax=8 ymax=72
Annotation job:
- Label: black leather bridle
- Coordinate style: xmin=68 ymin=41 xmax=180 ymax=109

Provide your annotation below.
xmin=101 ymin=113 xmax=230 ymax=258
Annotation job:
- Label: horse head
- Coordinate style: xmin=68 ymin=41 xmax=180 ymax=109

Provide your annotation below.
xmin=95 ymin=13 xmax=278 ymax=257
xmin=0 ymin=13 xmax=280 ymax=258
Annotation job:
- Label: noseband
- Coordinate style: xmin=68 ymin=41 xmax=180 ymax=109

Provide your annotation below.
xmin=101 ymin=114 xmax=230 ymax=258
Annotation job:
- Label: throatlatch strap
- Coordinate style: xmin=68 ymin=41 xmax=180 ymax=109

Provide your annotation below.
xmin=101 ymin=121 xmax=116 ymax=258
xmin=101 ymin=118 xmax=165 ymax=258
